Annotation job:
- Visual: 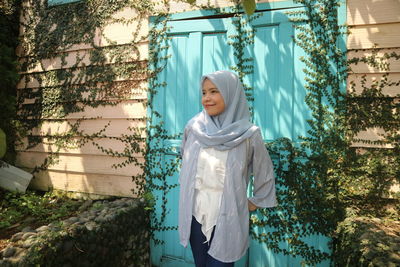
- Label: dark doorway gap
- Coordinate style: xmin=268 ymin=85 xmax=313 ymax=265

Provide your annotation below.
xmin=170 ymin=6 xmax=304 ymax=21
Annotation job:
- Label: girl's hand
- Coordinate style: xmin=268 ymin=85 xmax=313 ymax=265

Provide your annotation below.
xmin=248 ymin=200 xmax=258 ymax=212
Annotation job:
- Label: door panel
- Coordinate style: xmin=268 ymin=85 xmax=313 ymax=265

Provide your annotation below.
xmin=150 ymin=8 xmax=332 ymax=267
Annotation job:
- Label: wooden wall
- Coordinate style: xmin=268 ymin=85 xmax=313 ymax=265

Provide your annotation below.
xmin=15 ymin=0 xmax=286 ymax=197
xmin=347 ymin=0 xmax=400 ymax=147
xmin=16 ymin=4 xmax=148 ymax=197
xmin=16 ymin=0 xmax=399 ymax=197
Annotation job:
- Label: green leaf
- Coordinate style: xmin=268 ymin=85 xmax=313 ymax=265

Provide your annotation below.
xmin=186 ymin=0 xmax=196 ymax=4
xmin=0 ymin=128 xmax=6 ymax=159
xmin=242 ymin=0 xmax=256 ymax=15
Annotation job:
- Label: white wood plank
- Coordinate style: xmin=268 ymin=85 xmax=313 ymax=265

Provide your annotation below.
xmin=25 ymin=118 xmax=146 ymax=137
xmin=18 ymin=6 xmax=149 ymax=57
xmin=347 ymin=0 xmax=400 ymax=26
xmin=348 ymin=48 xmax=400 ymax=73
xmin=19 ymin=42 xmax=148 ymax=74
xmin=348 ymin=23 xmax=400 ymax=49
xmin=17 ymin=78 xmax=148 ymax=102
xmin=16 ymin=151 xmax=144 ymax=176
xmin=351 ymin=127 xmax=394 ymax=148
xmin=16 ymin=137 xmax=145 ymax=157
xmin=17 ymin=60 xmax=147 ymax=89
xmin=347 ymin=73 xmax=400 ymax=96
xmin=18 ymin=100 xmax=147 ymax=119
xmin=29 ymin=170 xmax=142 ymax=197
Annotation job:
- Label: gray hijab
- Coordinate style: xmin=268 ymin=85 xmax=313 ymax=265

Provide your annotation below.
xmin=190 ymin=70 xmax=258 ymax=150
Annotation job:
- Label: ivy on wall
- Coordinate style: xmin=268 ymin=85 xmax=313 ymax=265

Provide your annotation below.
xmin=18 ymin=0 xmax=152 ymax=172
xmin=14 ymin=0 xmax=399 ymax=265
xmin=0 ymin=0 xmax=21 ymax=165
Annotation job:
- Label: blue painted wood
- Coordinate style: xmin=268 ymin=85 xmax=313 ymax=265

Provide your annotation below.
xmin=48 ymin=0 xmax=80 ymax=6
xmin=150 ymin=2 xmax=346 ymax=266
xmin=252 ymin=25 xmax=280 ymax=141
xmin=148 ymin=23 xmax=170 ymax=266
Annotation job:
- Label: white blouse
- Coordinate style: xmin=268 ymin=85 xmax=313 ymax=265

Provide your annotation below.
xmin=192 ymin=147 xmax=229 ymax=243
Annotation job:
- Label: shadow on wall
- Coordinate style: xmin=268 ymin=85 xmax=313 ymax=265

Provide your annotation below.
xmin=16 ymin=1 xmax=150 ymax=198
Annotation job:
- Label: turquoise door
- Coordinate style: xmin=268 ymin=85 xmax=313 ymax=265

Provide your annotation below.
xmin=149 ymin=5 xmax=334 ymax=267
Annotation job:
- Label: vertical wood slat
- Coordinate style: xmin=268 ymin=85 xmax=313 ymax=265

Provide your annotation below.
xmin=253 ymin=26 xmax=279 ymax=140
xmin=278 ymin=21 xmax=295 ymax=140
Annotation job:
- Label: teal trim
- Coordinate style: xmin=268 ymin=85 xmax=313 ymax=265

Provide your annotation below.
xmin=337 ymin=0 xmax=348 ymax=59
xmin=337 ymin=0 xmax=348 ymax=95
xmin=166 ymin=18 xmax=229 ymax=35
xmin=48 ymin=0 xmax=81 ymax=6
xmin=165 ymin=0 xmax=304 ymax=21
xmin=338 ymin=0 xmax=347 ymax=26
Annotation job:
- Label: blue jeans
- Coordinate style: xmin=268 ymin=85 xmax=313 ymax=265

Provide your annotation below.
xmin=190 ymin=216 xmax=234 ymax=267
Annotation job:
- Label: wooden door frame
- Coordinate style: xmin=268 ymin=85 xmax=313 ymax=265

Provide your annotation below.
xmin=147 ymin=1 xmax=347 ymax=266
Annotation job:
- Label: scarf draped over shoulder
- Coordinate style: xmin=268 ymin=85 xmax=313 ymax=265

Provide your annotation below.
xmin=188 ymin=70 xmax=258 ymax=150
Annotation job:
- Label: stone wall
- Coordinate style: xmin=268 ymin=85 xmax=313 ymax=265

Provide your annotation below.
xmin=0 ymin=198 xmax=150 ymax=267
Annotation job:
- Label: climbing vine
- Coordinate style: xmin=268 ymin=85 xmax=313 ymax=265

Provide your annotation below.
xmin=15 ymin=0 xmax=399 ymax=266
xmin=0 ymin=0 xmax=21 ymax=166
xmin=227 ymin=0 xmax=398 ymax=265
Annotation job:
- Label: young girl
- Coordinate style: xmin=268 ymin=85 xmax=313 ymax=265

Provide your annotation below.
xmin=179 ymin=70 xmax=277 ymax=266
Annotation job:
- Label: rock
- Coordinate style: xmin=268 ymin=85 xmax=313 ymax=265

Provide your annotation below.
xmin=99 ymin=209 xmax=109 ymax=216
xmin=390 ymin=242 xmax=400 ymax=252
xmin=371 ymin=217 xmax=382 ymax=224
xmin=2 ymin=246 xmax=16 ymax=258
xmin=48 ymin=223 xmax=61 ymax=231
xmin=10 ymin=232 xmax=24 ymax=242
xmin=79 ymin=200 xmax=93 ymax=211
xmin=22 ymin=237 xmax=36 ymax=248
xmin=62 ymin=220 xmax=73 ymax=227
xmin=21 ymin=232 xmax=36 ymax=241
xmin=36 ymin=225 xmax=50 ymax=232
xmin=89 ymin=210 xmax=99 ymax=217
xmin=94 ymin=216 xmax=107 ymax=223
xmin=15 ymin=248 xmax=26 ymax=259
xmin=21 ymin=226 xmax=35 ymax=233
xmin=78 ymin=217 xmax=89 ymax=224
xmin=389 ymin=252 xmax=400 ymax=262
xmin=85 ymin=222 xmax=97 ymax=231
xmin=65 ymin=217 xmax=79 ymax=224
xmin=127 ymin=199 xmax=138 ymax=207
xmin=104 ymin=214 xmax=115 ymax=222
xmin=0 ymin=196 xmax=150 ymax=266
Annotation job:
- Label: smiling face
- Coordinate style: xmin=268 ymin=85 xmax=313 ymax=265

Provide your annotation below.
xmin=202 ymin=78 xmax=225 ymax=116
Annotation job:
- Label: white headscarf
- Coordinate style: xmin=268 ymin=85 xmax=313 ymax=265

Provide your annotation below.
xmin=189 ymin=70 xmax=258 ymax=150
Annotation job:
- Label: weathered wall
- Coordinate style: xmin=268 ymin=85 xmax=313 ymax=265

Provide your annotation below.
xmin=15 ymin=0 xmax=285 ymax=197
xmin=347 ymin=0 xmax=400 ymax=147
xmin=16 ymin=0 xmax=398 ymax=197
xmin=16 ymin=1 xmax=149 ymax=197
